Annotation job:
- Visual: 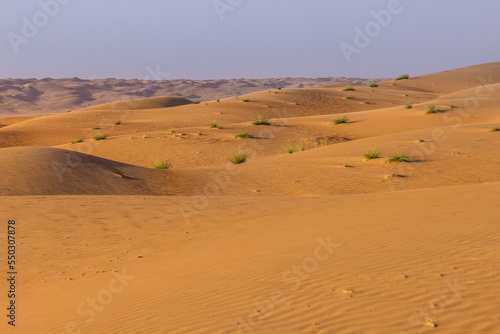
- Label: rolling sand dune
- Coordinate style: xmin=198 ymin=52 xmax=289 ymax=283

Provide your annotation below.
xmin=0 ymin=76 xmax=387 ymax=117
xmin=1 ymin=62 xmax=500 ymax=333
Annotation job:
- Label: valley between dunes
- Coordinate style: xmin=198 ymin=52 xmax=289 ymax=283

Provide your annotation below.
xmin=1 ymin=63 xmax=500 ymax=334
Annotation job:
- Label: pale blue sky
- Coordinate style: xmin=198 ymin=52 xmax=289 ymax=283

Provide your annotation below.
xmin=1 ymin=0 xmax=499 ymax=80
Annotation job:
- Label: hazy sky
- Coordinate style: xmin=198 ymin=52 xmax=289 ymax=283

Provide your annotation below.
xmin=1 ymin=0 xmax=499 ymax=80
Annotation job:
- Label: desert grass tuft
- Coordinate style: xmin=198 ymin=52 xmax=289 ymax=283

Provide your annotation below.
xmin=395 ymin=73 xmax=410 ymax=80
xmin=71 ymin=138 xmax=83 ymax=144
xmin=363 ymin=149 xmax=381 ymax=160
xmin=228 ymin=152 xmax=247 ymax=165
xmin=426 ymin=105 xmax=438 ymax=114
xmin=114 ymin=120 xmax=121 ymax=125
xmin=93 ymin=132 xmax=107 ymax=141
xmin=405 ymin=102 xmax=413 ymax=109
xmin=284 ymin=143 xmax=307 ymax=154
xmin=343 ymin=85 xmax=355 ymax=91
xmin=253 ymin=115 xmax=270 ymax=126
xmin=234 ymin=132 xmax=253 ymax=139
xmin=193 ymin=100 xmax=201 ymax=104
xmin=242 ymin=99 xmax=250 ymax=102
xmin=491 ymin=127 xmax=500 ymax=132
xmin=386 ymin=152 xmax=412 ymax=163
xmin=151 ymin=158 xmax=171 ymax=170
xmin=345 ymin=95 xmax=354 ymax=100
xmin=210 ymin=120 xmax=222 ymax=129
xmin=369 ymin=83 xmax=378 ymax=88
xmin=332 ymin=116 xmax=348 ymax=125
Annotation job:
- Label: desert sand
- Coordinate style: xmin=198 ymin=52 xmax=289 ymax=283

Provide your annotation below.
xmin=0 ymin=76 xmax=386 ymax=117
xmin=1 ymin=62 xmax=500 ymax=333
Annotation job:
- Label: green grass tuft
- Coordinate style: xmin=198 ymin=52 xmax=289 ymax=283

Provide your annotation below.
xmin=242 ymin=99 xmax=250 ymax=102
xmin=395 ymin=74 xmax=410 ymax=80
xmin=386 ymin=152 xmax=412 ymax=163
xmin=284 ymin=143 xmax=307 ymax=154
xmin=405 ymin=102 xmax=413 ymax=109
xmin=234 ymin=132 xmax=253 ymax=139
xmin=346 ymin=95 xmax=354 ymax=100
xmin=70 ymin=138 xmax=83 ymax=144
xmin=93 ymin=132 xmax=107 ymax=141
xmin=114 ymin=120 xmax=121 ymax=125
xmin=210 ymin=120 xmax=222 ymax=129
xmin=228 ymin=152 xmax=247 ymax=165
xmin=151 ymin=158 xmax=171 ymax=169
xmin=253 ymin=115 xmax=270 ymax=126
xmin=343 ymin=85 xmax=355 ymax=91
xmin=193 ymin=100 xmax=201 ymax=104
xmin=332 ymin=116 xmax=348 ymax=125
xmin=369 ymin=83 xmax=378 ymax=88
xmin=363 ymin=149 xmax=381 ymax=160
xmin=426 ymin=105 xmax=438 ymax=114
xmin=216 ymin=99 xmax=220 ymax=102
xmin=491 ymin=127 xmax=500 ymax=132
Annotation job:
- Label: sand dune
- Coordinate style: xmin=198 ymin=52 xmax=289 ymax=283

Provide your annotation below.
xmin=0 ymin=76 xmax=387 ymax=117
xmin=1 ymin=62 xmax=500 ymax=333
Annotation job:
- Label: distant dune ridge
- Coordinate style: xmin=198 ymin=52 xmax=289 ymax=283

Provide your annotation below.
xmin=0 ymin=76 xmax=388 ymax=117
xmin=1 ymin=62 xmax=500 ymax=333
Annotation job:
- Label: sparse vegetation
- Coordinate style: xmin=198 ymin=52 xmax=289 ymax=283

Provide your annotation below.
xmin=346 ymin=95 xmax=354 ymax=100
xmin=395 ymin=74 xmax=410 ymax=80
xmin=332 ymin=116 xmax=348 ymax=125
xmin=386 ymin=152 xmax=412 ymax=163
xmin=418 ymin=139 xmax=425 ymax=142
xmin=363 ymin=149 xmax=381 ymax=160
xmin=70 ymin=138 xmax=83 ymax=144
xmin=114 ymin=120 xmax=121 ymax=125
xmin=93 ymin=132 xmax=107 ymax=141
xmin=242 ymin=99 xmax=250 ymax=102
xmin=234 ymin=132 xmax=253 ymax=139
xmin=448 ymin=102 xmax=455 ymax=109
xmin=491 ymin=127 xmax=500 ymax=132
xmin=369 ymin=83 xmax=378 ymax=88
xmin=284 ymin=143 xmax=307 ymax=154
xmin=169 ymin=128 xmax=175 ymax=133
xmin=253 ymin=115 xmax=270 ymax=126
xmin=405 ymin=102 xmax=413 ymax=109
xmin=362 ymin=101 xmax=370 ymax=104
xmin=197 ymin=132 xmax=202 ymax=136
xmin=343 ymin=85 xmax=355 ymax=91
xmin=228 ymin=152 xmax=247 ymax=165
xmin=66 ymin=109 xmax=72 ymax=113
xmin=210 ymin=120 xmax=222 ymax=129
xmin=426 ymin=105 xmax=438 ymax=114
xmin=216 ymin=99 xmax=220 ymax=102
xmin=277 ymin=85 xmax=282 ymax=90
xmin=151 ymin=158 xmax=171 ymax=169
xmin=193 ymin=100 xmax=201 ymax=104
xmin=91 ymin=127 xmax=101 ymax=130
